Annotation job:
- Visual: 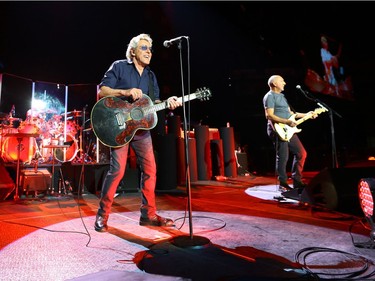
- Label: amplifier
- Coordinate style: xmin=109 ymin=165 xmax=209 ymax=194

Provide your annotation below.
xmin=21 ymin=169 xmax=51 ymax=193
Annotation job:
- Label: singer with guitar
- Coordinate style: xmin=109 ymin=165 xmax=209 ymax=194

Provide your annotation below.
xmin=263 ymin=75 xmax=318 ymax=192
xmin=94 ymin=33 xmax=182 ymax=232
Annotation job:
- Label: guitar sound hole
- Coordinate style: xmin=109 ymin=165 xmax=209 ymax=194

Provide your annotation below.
xmin=130 ymin=108 xmax=144 ymax=121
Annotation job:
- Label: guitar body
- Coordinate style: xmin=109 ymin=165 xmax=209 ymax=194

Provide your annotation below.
xmin=91 ymin=95 xmax=157 ymax=148
xmin=274 ymin=107 xmax=328 ymax=142
xmin=91 ymin=87 xmax=212 ymax=148
xmin=274 ymin=114 xmax=302 ymax=142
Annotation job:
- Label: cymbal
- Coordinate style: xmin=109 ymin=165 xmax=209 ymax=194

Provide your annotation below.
xmin=62 ymin=110 xmax=88 ymax=118
xmin=5 ymin=133 xmax=40 ymax=138
xmin=0 ymin=117 xmax=21 ymax=122
xmin=44 ymin=109 xmax=58 ymax=114
xmin=43 ymin=144 xmax=70 ymax=148
xmin=9 ymin=117 xmax=21 ymax=121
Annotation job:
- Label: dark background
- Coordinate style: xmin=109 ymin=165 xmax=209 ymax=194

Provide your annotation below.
xmin=1 ymin=1 xmax=374 ymax=174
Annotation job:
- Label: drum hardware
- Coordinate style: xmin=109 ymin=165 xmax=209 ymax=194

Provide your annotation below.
xmin=57 ymin=168 xmax=72 ymax=195
xmin=4 ymin=133 xmax=40 ymax=201
xmin=61 ymin=110 xmax=88 ymax=119
xmin=31 ymin=137 xmax=45 ymax=163
xmin=43 ymin=144 xmax=70 ymax=194
xmin=53 ymin=133 xmax=78 ymax=163
xmin=9 ymin=117 xmax=21 ymax=122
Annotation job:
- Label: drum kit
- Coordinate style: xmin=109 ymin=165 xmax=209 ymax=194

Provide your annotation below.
xmin=0 ymin=109 xmax=92 ymax=165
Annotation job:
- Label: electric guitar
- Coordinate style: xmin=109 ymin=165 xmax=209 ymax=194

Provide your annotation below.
xmin=274 ymin=107 xmax=328 ymax=142
xmin=91 ymin=88 xmax=212 ymax=148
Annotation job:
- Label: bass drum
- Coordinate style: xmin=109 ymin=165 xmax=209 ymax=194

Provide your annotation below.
xmin=54 ymin=133 xmax=78 ymax=162
xmin=2 ymin=135 xmax=36 ymax=163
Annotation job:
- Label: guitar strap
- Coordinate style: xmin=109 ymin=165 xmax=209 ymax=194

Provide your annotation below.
xmin=148 ymin=71 xmax=155 ymax=102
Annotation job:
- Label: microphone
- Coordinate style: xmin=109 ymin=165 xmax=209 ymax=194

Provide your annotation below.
xmin=296 ymin=85 xmax=309 ymax=96
xmin=296 ymin=85 xmax=309 ymax=97
xmin=163 ymin=36 xmax=189 ymax=48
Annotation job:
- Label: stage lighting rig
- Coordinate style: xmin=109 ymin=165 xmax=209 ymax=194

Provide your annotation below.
xmin=357 ymin=178 xmax=375 ymax=248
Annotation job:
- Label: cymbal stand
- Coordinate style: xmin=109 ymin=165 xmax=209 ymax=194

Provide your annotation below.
xmin=43 ymin=144 xmax=69 ymax=195
xmin=14 ymin=136 xmax=24 ymax=201
xmin=0 ymin=125 xmax=5 ymax=161
xmin=32 ymin=137 xmax=44 ymax=164
xmin=58 ymin=168 xmax=70 ymax=195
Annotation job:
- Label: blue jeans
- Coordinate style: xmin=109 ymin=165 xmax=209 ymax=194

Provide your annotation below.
xmin=97 ymin=135 xmax=157 ymax=219
xmin=268 ymin=127 xmax=307 ymax=183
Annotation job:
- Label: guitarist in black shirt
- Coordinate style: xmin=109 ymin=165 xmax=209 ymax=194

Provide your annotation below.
xmin=263 ymin=75 xmax=317 ymax=192
xmin=94 ymin=33 xmax=181 ymax=232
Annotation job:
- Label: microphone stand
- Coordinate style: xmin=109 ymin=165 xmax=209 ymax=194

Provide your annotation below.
xmin=299 ymin=89 xmax=342 ymax=168
xmin=78 ymin=105 xmax=88 ymax=195
xmin=168 ymin=38 xmax=210 ymax=249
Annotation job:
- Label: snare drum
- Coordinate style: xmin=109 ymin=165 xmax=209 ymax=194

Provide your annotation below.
xmin=54 ymin=133 xmax=78 ymax=162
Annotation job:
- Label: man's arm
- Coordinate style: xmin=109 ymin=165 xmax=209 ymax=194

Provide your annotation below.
xmin=265 ymin=108 xmax=296 ymax=127
xmin=98 ymin=85 xmax=143 ymax=101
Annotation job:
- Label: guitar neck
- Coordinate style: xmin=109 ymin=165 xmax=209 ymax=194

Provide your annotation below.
xmin=145 ymin=93 xmax=198 ymax=114
xmin=295 ymin=113 xmax=313 ymax=126
xmin=295 ymin=108 xmax=326 ymax=126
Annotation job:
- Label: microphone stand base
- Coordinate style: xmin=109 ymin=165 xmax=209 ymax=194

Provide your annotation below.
xmin=170 ymin=235 xmax=211 ymax=250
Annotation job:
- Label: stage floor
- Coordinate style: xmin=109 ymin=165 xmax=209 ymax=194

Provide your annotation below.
xmin=1 ymin=171 xmax=375 ymax=281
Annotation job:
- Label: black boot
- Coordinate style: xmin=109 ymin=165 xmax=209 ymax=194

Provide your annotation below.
xmin=94 ymin=214 xmax=108 ymax=232
xmin=293 ymin=180 xmax=307 ymax=189
xmin=279 ymin=181 xmax=293 ymax=192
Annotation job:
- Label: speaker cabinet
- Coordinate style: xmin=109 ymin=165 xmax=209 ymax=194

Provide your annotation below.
xmin=301 ymin=167 xmax=375 ymax=216
xmin=210 ymin=139 xmax=224 ymax=178
xmin=219 ymin=127 xmax=237 ymax=178
xmin=0 ymin=164 xmax=15 ymax=200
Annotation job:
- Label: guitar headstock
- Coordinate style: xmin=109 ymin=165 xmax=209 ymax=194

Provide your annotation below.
xmin=195 ymin=87 xmax=212 ymax=101
xmin=314 ymin=107 xmax=328 ymax=114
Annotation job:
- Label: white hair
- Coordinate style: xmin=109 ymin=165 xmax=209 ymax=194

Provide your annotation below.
xmin=126 ymin=33 xmax=153 ymax=63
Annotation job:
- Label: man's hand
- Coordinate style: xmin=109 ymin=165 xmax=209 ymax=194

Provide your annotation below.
xmin=117 ymin=88 xmax=143 ymax=100
xmin=310 ymin=111 xmax=318 ymax=119
xmin=286 ymin=119 xmax=296 ymax=127
xmin=125 ymin=88 xmax=143 ymax=101
xmin=167 ymin=96 xmax=182 ymax=110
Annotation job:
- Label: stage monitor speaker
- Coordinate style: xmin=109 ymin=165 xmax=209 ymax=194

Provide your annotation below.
xmin=300 ymin=167 xmax=375 ymax=216
xmin=0 ymin=164 xmax=15 ymax=200
xmin=154 ymin=134 xmax=177 ymax=190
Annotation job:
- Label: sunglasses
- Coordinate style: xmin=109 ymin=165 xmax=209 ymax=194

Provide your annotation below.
xmin=139 ymin=45 xmax=153 ymax=52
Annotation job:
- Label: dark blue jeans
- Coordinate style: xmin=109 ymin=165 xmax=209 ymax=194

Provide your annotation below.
xmin=97 ymin=135 xmax=157 ymax=219
xmin=268 ymin=127 xmax=307 ymax=183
